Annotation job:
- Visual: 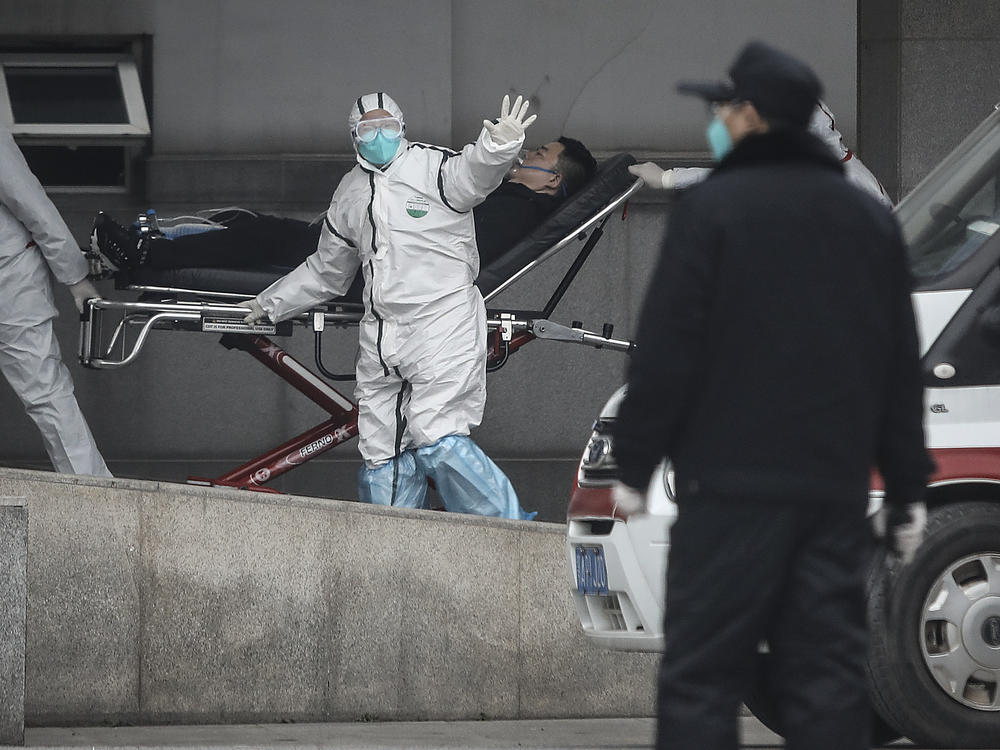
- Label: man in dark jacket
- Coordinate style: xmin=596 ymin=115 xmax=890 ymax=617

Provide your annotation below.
xmin=613 ymin=41 xmax=933 ymax=750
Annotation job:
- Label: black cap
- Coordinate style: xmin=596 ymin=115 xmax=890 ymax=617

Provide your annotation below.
xmin=677 ymin=41 xmax=822 ymax=129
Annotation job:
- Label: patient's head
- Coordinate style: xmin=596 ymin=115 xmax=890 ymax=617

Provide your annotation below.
xmin=510 ymin=137 xmax=596 ymax=199
xmin=555 ymin=136 xmax=597 ymax=196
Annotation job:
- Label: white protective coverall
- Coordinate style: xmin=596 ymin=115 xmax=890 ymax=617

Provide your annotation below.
xmin=668 ymin=101 xmax=893 ymax=206
xmin=254 ymin=93 xmax=533 ymax=519
xmin=0 ymin=127 xmax=111 ymax=476
xmin=809 ymin=100 xmax=892 ymax=206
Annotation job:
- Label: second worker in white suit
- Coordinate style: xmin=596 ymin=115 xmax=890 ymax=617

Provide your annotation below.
xmin=0 ymin=125 xmax=111 ymax=478
xmin=629 ymin=100 xmax=892 ymax=206
xmin=243 ymin=92 xmax=536 ymax=519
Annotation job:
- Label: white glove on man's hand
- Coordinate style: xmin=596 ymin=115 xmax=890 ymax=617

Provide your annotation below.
xmin=239 ymin=299 xmax=268 ymax=325
xmin=628 ymin=162 xmax=675 ymax=190
xmin=483 ymin=94 xmax=537 ymax=146
xmin=612 ymin=480 xmax=647 ymax=518
xmin=68 ymin=278 xmax=101 ymax=314
xmin=872 ymin=501 xmax=927 ymax=565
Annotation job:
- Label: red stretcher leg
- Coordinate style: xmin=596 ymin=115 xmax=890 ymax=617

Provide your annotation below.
xmin=190 ymin=328 xmax=533 ymax=493
xmin=187 ymin=333 xmax=359 ymax=492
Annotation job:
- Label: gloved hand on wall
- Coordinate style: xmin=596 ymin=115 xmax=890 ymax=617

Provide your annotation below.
xmin=483 ymin=94 xmax=536 ymax=146
xmin=872 ymin=501 xmax=927 ymax=565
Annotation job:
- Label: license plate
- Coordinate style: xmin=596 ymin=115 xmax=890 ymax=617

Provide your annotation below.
xmin=575 ymin=546 xmax=608 ymax=595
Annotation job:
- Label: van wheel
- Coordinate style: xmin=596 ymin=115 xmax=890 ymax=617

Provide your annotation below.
xmin=866 ymin=501 xmax=1000 ymax=748
xmin=745 ymin=653 xmax=899 ymax=745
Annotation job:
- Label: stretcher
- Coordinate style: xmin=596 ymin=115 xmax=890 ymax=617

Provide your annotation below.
xmin=79 ymin=153 xmax=642 ymax=491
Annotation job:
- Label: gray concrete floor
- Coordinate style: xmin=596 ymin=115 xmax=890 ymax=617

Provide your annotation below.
xmin=7 ymin=716 xmax=931 ymax=750
xmin=13 ymin=718 xmax=697 ymax=750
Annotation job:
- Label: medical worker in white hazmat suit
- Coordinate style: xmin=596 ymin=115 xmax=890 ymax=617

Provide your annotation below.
xmin=628 ymin=100 xmax=892 ymax=206
xmin=0 ymin=126 xmax=111 ymax=476
xmin=242 ymin=92 xmax=535 ymax=519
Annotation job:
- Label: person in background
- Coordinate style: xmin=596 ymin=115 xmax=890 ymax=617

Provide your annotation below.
xmin=0 ymin=126 xmax=111 ymax=477
xmin=629 ymin=99 xmax=892 ymax=206
xmin=612 ymin=41 xmax=931 ymax=750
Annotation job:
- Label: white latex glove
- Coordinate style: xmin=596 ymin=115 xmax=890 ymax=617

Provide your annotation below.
xmin=68 ymin=278 xmax=101 ymax=314
xmin=483 ymin=94 xmax=537 ymax=146
xmin=612 ymin=480 xmax=647 ymax=518
xmin=239 ymin=299 xmax=268 ymax=325
xmin=628 ymin=162 xmax=675 ymax=189
xmin=872 ymin=501 xmax=927 ymax=565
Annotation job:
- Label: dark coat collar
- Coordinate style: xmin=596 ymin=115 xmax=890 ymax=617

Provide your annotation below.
xmin=713 ymin=128 xmax=844 ymax=177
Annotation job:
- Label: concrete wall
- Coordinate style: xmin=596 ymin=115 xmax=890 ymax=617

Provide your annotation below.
xmin=0 ymin=467 xmax=658 ymax=726
xmin=859 ymin=0 xmax=1000 ymax=201
xmin=0 ymin=0 xmax=857 ymax=154
xmin=0 ymin=497 xmax=27 ymax=744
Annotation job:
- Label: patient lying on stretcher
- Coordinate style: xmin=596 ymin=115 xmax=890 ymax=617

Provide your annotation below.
xmin=90 ymin=137 xmax=596 ymax=277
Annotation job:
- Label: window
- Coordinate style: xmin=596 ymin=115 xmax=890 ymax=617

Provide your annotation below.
xmin=0 ymin=51 xmax=150 ymax=191
xmin=899 ymin=110 xmax=1000 ymax=285
xmin=0 ymin=53 xmax=150 ymax=136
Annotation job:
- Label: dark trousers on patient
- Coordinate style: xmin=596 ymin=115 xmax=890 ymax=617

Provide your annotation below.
xmin=656 ymin=495 xmax=871 ymax=750
xmin=146 ymin=212 xmax=321 ymax=270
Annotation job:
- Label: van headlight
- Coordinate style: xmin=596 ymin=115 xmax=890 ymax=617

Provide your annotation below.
xmin=579 ymin=419 xmax=619 ymax=486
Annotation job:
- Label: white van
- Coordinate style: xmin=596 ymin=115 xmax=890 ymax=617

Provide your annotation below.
xmin=566 ymin=104 xmax=1000 ymax=748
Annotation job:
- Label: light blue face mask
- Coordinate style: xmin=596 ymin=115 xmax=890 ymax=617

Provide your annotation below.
xmin=706 ymin=116 xmax=733 ymax=162
xmin=358 ymin=131 xmax=401 ymax=166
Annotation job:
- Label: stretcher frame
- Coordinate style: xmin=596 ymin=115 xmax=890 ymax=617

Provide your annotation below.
xmin=79 ymin=170 xmax=642 ymax=492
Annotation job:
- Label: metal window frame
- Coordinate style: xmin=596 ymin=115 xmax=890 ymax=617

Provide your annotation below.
xmin=0 ymin=52 xmax=150 ymax=137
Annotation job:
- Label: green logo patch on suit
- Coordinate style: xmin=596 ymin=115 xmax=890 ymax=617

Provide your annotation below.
xmin=405 ymin=196 xmax=430 ymax=218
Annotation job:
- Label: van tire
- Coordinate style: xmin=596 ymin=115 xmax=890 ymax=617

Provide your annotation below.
xmin=866 ymin=501 xmax=1000 ymax=748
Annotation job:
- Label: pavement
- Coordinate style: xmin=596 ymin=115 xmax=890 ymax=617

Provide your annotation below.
xmin=2 ymin=715 xmax=932 ymax=750
xmin=6 ymin=717 xmax=779 ymax=750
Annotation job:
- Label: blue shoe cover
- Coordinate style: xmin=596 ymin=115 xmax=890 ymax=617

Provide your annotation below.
xmin=357 ymin=452 xmax=427 ymax=508
xmin=414 ymin=435 xmax=536 ymax=520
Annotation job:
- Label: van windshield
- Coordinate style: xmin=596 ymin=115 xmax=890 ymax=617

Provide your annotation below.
xmin=896 ymin=108 xmax=1000 ymax=285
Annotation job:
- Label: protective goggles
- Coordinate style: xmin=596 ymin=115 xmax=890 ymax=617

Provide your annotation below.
xmin=353 ymin=116 xmax=404 ymax=143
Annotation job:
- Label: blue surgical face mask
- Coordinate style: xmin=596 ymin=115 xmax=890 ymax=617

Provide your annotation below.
xmin=706 ymin=116 xmax=733 ymax=162
xmin=357 ymin=131 xmax=401 ymax=166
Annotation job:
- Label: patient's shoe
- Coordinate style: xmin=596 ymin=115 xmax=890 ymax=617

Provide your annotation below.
xmin=81 ymin=244 xmax=114 ymax=280
xmin=90 ymin=212 xmax=138 ymax=271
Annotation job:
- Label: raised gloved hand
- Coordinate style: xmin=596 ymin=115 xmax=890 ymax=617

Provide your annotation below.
xmin=628 ymin=162 xmax=675 ymax=189
xmin=872 ymin=501 xmax=927 ymax=565
xmin=68 ymin=278 xmax=101 ymax=314
xmin=612 ymin=480 xmax=647 ymax=518
xmin=239 ymin=298 xmax=268 ymax=325
xmin=483 ymin=94 xmax=537 ymax=146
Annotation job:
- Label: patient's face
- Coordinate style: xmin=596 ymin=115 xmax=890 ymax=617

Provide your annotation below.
xmin=521 ymin=141 xmax=564 ymax=171
xmin=509 ymin=141 xmax=565 ymax=194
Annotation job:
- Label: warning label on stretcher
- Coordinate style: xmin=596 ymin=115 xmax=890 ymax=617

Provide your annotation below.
xmin=201 ymin=317 xmax=277 ymax=334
